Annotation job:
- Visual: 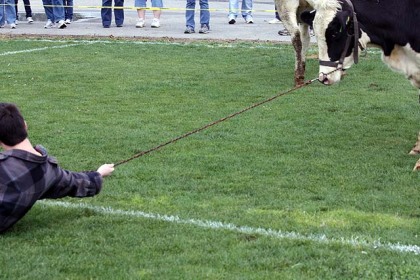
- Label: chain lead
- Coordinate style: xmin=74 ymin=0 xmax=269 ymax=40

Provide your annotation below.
xmin=114 ymin=77 xmax=321 ymax=167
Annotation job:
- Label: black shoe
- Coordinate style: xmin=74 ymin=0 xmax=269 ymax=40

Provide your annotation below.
xmin=278 ymin=28 xmax=290 ymax=36
xmin=228 ymin=16 xmax=236 ymax=24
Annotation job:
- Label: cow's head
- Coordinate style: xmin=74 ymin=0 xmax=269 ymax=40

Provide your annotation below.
xmin=301 ymin=0 xmax=364 ymax=85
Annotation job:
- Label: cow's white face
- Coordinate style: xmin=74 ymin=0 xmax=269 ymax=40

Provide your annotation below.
xmin=313 ymin=10 xmax=346 ymax=85
xmin=314 ymin=9 xmax=354 ymax=84
xmin=301 ymin=5 xmax=367 ymax=85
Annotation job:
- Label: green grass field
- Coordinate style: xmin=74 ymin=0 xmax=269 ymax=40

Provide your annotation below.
xmin=1 ymin=38 xmax=420 ymax=279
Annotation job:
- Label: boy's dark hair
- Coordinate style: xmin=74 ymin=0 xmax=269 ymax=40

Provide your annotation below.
xmin=0 ymin=103 xmax=28 ymax=146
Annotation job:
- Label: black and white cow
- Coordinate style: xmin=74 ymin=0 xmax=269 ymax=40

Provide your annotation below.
xmin=300 ymin=0 xmax=420 ymax=169
xmin=275 ymin=0 xmax=314 ymax=86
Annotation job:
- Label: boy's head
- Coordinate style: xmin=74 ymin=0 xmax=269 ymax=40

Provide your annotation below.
xmin=0 ymin=103 xmax=28 ymax=146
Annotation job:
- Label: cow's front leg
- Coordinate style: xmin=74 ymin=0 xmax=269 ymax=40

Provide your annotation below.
xmin=409 ymin=132 xmax=420 ymax=155
xmin=413 ymin=159 xmax=420 ymax=171
xmin=291 ymin=33 xmax=306 ymax=86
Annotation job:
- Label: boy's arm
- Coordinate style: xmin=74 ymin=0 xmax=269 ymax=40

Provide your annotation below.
xmin=41 ymin=163 xmax=114 ymax=199
xmin=42 ymin=169 xmax=103 ymax=199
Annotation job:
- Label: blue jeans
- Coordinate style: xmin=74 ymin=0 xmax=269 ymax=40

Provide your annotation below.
xmin=228 ymin=0 xmax=252 ymax=18
xmin=101 ymin=0 xmax=124 ymax=27
xmin=0 ymin=0 xmax=16 ymax=24
xmin=135 ymin=0 xmax=162 ymax=8
xmin=63 ymin=0 xmax=73 ymax=20
xmin=185 ymin=0 xmax=209 ymax=29
xmin=42 ymin=0 xmax=65 ymax=22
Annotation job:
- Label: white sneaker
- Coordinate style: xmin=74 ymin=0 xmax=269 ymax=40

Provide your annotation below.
xmin=151 ymin=18 xmax=160 ymax=28
xmin=44 ymin=19 xmax=54 ymax=28
xmin=245 ymin=15 xmax=254 ymax=24
xmin=65 ymin=19 xmax=71 ymax=24
xmin=14 ymin=20 xmax=18 ymax=25
xmin=57 ymin=20 xmax=67 ymax=29
xmin=136 ymin=18 xmax=145 ymax=28
xmin=27 ymin=17 xmax=34 ymax=23
xmin=10 ymin=23 xmax=16 ymax=29
xmin=268 ymin=18 xmax=281 ymax=24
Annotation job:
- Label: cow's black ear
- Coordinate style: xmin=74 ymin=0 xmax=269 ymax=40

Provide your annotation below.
xmin=300 ymin=10 xmax=316 ymax=27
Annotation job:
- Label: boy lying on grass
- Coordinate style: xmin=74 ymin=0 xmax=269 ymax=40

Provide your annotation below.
xmin=0 ymin=103 xmax=114 ymax=233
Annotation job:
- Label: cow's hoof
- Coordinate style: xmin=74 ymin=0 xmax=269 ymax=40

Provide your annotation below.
xmin=294 ymin=78 xmax=305 ymax=87
xmin=413 ymin=159 xmax=420 ymax=171
xmin=409 ymin=149 xmax=420 ymax=155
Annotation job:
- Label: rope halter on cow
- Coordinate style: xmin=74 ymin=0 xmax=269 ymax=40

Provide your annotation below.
xmin=318 ymin=0 xmax=360 ymax=69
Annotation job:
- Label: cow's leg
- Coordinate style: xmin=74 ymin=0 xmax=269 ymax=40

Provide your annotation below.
xmin=276 ymin=0 xmax=305 ymax=86
xmin=291 ymin=31 xmax=305 ymax=86
xmin=298 ymin=23 xmax=311 ymax=85
xmin=414 ymin=159 xmax=420 ymax=171
xmin=409 ymin=89 xmax=420 ymax=155
xmin=414 ymin=160 xmax=420 ymax=171
xmin=409 ymin=132 xmax=420 ymax=155
xmin=290 ymin=24 xmax=311 ymax=86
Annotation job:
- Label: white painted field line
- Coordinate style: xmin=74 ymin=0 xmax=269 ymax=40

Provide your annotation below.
xmin=3 ymin=39 xmax=382 ymax=57
xmin=10 ymin=38 xmax=289 ymax=50
xmin=40 ymin=200 xmax=420 ymax=255
xmin=0 ymin=42 xmax=98 ymax=56
xmin=12 ymin=38 xmax=385 ymax=53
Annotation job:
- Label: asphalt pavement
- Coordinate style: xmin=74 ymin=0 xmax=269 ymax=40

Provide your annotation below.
xmin=0 ymin=0 xmax=307 ymax=42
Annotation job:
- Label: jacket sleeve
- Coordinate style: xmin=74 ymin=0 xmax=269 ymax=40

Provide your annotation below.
xmin=41 ymin=161 xmax=103 ymax=199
